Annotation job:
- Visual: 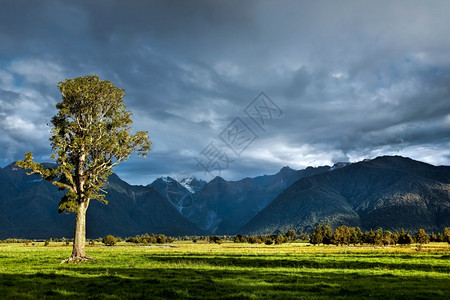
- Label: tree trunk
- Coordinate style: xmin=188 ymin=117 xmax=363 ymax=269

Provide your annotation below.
xmin=69 ymin=200 xmax=90 ymax=260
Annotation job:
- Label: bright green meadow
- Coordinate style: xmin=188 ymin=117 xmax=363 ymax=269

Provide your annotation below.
xmin=0 ymin=242 xmax=449 ymax=299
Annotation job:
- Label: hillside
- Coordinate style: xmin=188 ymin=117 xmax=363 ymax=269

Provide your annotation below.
xmin=0 ymin=163 xmax=203 ymax=239
xmin=241 ymin=156 xmax=450 ymax=234
xmin=179 ymin=165 xmax=333 ymax=234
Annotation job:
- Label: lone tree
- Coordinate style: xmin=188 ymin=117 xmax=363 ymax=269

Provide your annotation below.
xmin=16 ymin=75 xmax=151 ymax=262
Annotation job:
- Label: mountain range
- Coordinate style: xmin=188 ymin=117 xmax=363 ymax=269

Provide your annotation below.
xmin=0 ymin=156 xmax=449 ymax=239
xmin=241 ymin=156 xmax=450 ymax=234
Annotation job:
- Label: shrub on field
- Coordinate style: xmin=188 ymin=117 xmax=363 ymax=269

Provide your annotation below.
xmin=265 ymin=238 xmax=273 ymax=245
xmin=397 ymin=229 xmax=414 ymax=245
xmin=297 ymin=232 xmax=310 ymax=241
xmin=102 ymin=235 xmax=117 ymax=246
xmin=285 ymin=230 xmax=297 ymax=241
xmin=430 ymin=233 xmax=445 ymax=242
xmin=274 ymin=234 xmax=285 ymax=245
xmin=156 ymin=234 xmax=167 ymax=244
xmin=44 ymin=240 xmax=50 ymax=246
xmin=247 ymin=236 xmax=262 ymax=244
xmin=234 ymin=234 xmax=247 ymax=243
xmin=415 ymin=229 xmax=430 ymax=244
xmin=443 ymin=228 xmax=450 ymax=244
xmin=1 ymin=238 xmax=33 ymax=244
xmin=207 ymin=236 xmax=223 ymax=244
xmin=381 ymin=230 xmax=396 ymax=246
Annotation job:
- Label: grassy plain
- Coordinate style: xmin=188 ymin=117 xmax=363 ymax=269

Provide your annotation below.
xmin=0 ymin=241 xmax=449 ymax=299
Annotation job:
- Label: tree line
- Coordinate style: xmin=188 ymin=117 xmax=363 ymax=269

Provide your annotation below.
xmin=309 ymin=225 xmax=450 ymax=246
xmin=2 ymin=227 xmax=449 ymax=246
xmin=233 ymin=230 xmax=305 ymax=245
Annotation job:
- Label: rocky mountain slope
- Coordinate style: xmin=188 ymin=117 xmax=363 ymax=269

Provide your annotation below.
xmin=178 ymin=165 xmax=334 ymax=234
xmin=241 ymin=156 xmax=450 ymax=234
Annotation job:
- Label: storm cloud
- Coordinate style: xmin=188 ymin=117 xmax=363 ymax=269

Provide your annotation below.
xmin=1 ymin=0 xmax=449 ymax=184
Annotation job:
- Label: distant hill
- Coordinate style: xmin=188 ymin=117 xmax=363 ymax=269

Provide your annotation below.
xmin=0 ymin=163 xmax=203 ymax=239
xmin=241 ymin=156 xmax=450 ymax=234
xmin=178 ymin=165 xmax=334 ymax=234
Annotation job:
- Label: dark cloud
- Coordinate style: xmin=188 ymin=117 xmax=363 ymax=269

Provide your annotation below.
xmin=1 ymin=0 xmax=449 ymax=184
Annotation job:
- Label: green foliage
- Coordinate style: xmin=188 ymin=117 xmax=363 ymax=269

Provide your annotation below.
xmin=264 ymin=238 xmax=273 ymax=245
xmin=310 ymin=225 xmax=333 ymax=245
xmin=274 ymin=234 xmax=285 ymax=245
xmin=431 ymin=233 xmax=445 ymax=242
xmin=297 ymin=232 xmax=310 ymax=241
xmin=232 ymin=234 xmax=291 ymax=245
xmin=207 ymin=236 xmax=223 ymax=244
xmin=234 ymin=234 xmax=247 ymax=243
xmin=285 ymin=229 xmax=297 ymax=241
xmin=126 ymin=234 xmax=173 ymax=244
xmin=248 ymin=236 xmax=262 ymax=244
xmin=44 ymin=241 xmax=49 ymax=247
xmin=350 ymin=227 xmax=363 ymax=245
xmin=443 ymin=227 xmax=450 ymax=244
xmin=398 ymin=229 xmax=414 ymax=245
xmin=416 ymin=229 xmax=430 ymax=244
xmin=16 ymin=75 xmax=151 ymax=213
xmin=0 ymin=238 xmax=33 ymax=244
xmin=156 ymin=234 xmax=167 ymax=244
xmin=332 ymin=225 xmax=352 ymax=245
xmin=102 ymin=235 xmax=117 ymax=246
xmin=363 ymin=229 xmax=375 ymax=244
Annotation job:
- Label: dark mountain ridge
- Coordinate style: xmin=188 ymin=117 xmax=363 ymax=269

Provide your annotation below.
xmin=241 ymin=156 xmax=450 ymax=234
xmin=177 ymin=164 xmax=334 ymax=234
xmin=0 ymin=163 xmax=203 ymax=239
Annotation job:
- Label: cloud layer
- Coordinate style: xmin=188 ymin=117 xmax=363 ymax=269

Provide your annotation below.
xmin=1 ymin=1 xmax=449 ymax=184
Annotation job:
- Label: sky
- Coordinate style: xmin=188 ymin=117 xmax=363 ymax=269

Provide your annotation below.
xmin=1 ymin=0 xmax=449 ymax=185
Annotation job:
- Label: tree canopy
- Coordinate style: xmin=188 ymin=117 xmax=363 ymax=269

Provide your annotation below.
xmin=17 ymin=75 xmax=151 ymax=261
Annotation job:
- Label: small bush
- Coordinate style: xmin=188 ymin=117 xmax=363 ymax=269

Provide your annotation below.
xmin=156 ymin=234 xmax=167 ymax=244
xmin=397 ymin=229 xmax=414 ymax=245
xmin=44 ymin=240 xmax=50 ymax=246
xmin=102 ymin=235 xmax=117 ymax=246
xmin=274 ymin=234 xmax=286 ymax=245
xmin=208 ymin=236 xmax=223 ymax=244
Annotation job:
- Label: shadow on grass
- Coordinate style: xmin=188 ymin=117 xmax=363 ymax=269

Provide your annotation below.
xmin=1 ymin=265 xmax=448 ymax=299
xmin=129 ymin=253 xmax=450 ymax=274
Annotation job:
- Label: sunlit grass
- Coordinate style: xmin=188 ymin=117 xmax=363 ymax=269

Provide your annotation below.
xmin=1 ymin=241 xmax=449 ymax=299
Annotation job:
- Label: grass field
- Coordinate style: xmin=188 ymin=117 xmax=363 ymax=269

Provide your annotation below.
xmin=0 ymin=242 xmax=449 ymax=299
